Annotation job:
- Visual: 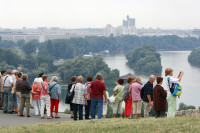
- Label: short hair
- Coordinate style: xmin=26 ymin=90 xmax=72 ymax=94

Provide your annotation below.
xmin=127 ymin=77 xmax=134 ymax=83
xmin=87 ymin=76 xmax=93 ymax=82
xmin=7 ymin=69 xmax=12 ymax=74
xmin=71 ymin=76 xmax=77 ymax=82
xmin=1 ymin=70 xmax=6 ymax=75
xmin=150 ymin=75 xmax=155 ymax=80
xmin=118 ymin=78 xmax=124 ymax=85
xmin=52 ymin=76 xmax=58 ymax=82
xmin=17 ymin=72 xmax=22 ymax=78
xmin=165 ymin=68 xmax=173 ymax=76
xmin=135 ymin=77 xmax=141 ymax=83
xmin=38 ymin=73 xmax=44 ymax=77
xmin=96 ymin=73 xmax=102 ymax=80
xmin=17 ymin=67 xmax=22 ymax=70
xmin=77 ymin=76 xmax=83 ymax=82
xmin=22 ymin=74 xmax=28 ymax=80
xmin=156 ymin=76 xmax=163 ymax=84
xmin=12 ymin=70 xmax=17 ymax=74
xmin=42 ymin=74 xmax=48 ymax=81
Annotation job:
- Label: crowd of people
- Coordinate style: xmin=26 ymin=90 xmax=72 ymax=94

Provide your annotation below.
xmin=0 ymin=67 xmax=184 ymax=121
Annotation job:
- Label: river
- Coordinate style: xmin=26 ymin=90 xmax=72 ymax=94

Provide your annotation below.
xmin=103 ymin=51 xmax=200 ymax=108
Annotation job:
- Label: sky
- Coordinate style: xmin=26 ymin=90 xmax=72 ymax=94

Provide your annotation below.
xmin=0 ymin=0 xmax=200 ymax=29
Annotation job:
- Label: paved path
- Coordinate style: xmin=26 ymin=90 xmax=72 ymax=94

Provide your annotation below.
xmin=0 ymin=109 xmax=72 ymax=127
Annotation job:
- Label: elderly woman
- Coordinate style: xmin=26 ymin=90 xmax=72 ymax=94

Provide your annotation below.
xmin=85 ymin=76 xmax=92 ymax=120
xmin=123 ymin=77 xmax=134 ymax=118
xmin=20 ymin=74 xmax=32 ymax=117
xmin=131 ymin=77 xmax=143 ymax=118
xmin=113 ymin=78 xmax=124 ymax=119
xmin=49 ymin=76 xmax=61 ymax=118
xmin=153 ymin=76 xmax=167 ymax=118
xmin=40 ymin=74 xmax=51 ymax=119
xmin=165 ymin=68 xmax=183 ymax=118
xmin=71 ymin=76 xmax=87 ymax=121
xmin=32 ymin=78 xmax=41 ymax=116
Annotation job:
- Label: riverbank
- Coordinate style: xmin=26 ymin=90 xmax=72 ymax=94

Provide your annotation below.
xmin=1 ymin=117 xmax=200 ymax=133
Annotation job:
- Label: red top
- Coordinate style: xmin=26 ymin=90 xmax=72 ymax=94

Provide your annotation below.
xmin=90 ymin=80 xmax=106 ymax=99
xmin=32 ymin=82 xmax=41 ymax=99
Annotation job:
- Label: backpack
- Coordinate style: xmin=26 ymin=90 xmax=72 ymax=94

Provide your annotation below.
xmin=140 ymin=86 xmax=145 ymax=100
xmin=167 ymin=77 xmax=182 ymax=97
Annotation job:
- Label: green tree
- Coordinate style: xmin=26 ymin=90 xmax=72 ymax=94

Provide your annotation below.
xmin=178 ymin=102 xmax=196 ymax=111
xmin=22 ymin=42 xmax=36 ymax=55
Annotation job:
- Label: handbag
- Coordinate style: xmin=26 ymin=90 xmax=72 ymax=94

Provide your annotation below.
xmin=109 ymin=87 xmax=124 ymax=103
xmin=65 ymin=84 xmax=76 ymax=104
xmin=128 ymin=85 xmax=132 ymax=101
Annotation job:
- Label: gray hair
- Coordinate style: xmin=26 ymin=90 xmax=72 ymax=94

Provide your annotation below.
xmin=17 ymin=67 xmax=22 ymax=70
xmin=22 ymin=74 xmax=28 ymax=80
xmin=96 ymin=73 xmax=103 ymax=80
xmin=7 ymin=69 xmax=12 ymax=74
xmin=52 ymin=76 xmax=58 ymax=82
xmin=149 ymin=75 xmax=155 ymax=80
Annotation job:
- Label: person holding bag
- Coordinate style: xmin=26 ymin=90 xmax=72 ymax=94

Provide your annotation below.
xmin=165 ymin=68 xmax=183 ymax=118
xmin=113 ymin=78 xmax=124 ymax=119
xmin=122 ymin=77 xmax=134 ymax=118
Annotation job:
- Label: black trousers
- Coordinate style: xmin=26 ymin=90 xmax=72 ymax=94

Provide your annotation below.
xmin=85 ymin=100 xmax=91 ymax=119
xmin=73 ymin=104 xmax=83 ymax=120
xmin=156 ymin=111 xmax=166 ymax=118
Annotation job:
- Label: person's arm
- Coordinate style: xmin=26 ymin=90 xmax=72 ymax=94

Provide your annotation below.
xmin=146 ymin=84 xmax=153 ymax=106
xmin=160 ymin=87 xmax=167 ymax=98
xmin=1 ymin=78 xmax=4 ymax=92
xmin=103 ymin=91 xmax=107 ymax=103
xmin=10 ymin=82 xmax=14 ymax=88
xmin=84 ymin=86 xmax=88 ymax=105
xmin=57 ymin=85 xmax=61 ymax=102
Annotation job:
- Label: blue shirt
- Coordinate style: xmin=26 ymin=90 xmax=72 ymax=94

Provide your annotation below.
xmin=49 ymin=81 xmax=61 ymax=99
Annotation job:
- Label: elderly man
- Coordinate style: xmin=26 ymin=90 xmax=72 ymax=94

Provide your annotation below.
xmin=49 ymin=76 xmax=61 ymax=118
xmin=141 ymin=75 xmax=155 ymax=118
xmin=17 ymin=67 xmax=23 ymax=74
xmin=90 ymin=73 xmax=107 ymax=119
xmin=3 ymin=69 xmax=14 ymax=114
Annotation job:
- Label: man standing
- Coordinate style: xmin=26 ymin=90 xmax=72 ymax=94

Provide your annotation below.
xmin=17 ymin=67 xmax=23 ymax=74
xmin=3 ymin=69 xmax=14 ymax=114
xmin=0 ymin=71 xmax=6 ymax=110
xmin=141 ymin=75 xmax=155 ymax=118
xmin=90 ymin=73 xmax=107 ymax=119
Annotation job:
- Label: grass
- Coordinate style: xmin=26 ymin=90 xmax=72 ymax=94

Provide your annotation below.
xmin=0 ymin=117 xmax=200 ymax=133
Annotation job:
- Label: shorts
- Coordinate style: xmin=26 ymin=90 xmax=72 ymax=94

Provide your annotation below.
xmin=132 ymin=100 xmax=142 ymax=115
xmin=103 ymin=103 xmax=107 ymax=115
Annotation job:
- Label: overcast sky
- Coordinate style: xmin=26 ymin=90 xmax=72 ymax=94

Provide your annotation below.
xmin=0 ymin=0 xmax=200 ymax=29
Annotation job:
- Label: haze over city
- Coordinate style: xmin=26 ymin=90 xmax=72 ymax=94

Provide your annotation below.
xmin=1 ymin=0 xmax=200 ymax=29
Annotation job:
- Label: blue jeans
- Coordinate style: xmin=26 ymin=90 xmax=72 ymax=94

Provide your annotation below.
xmin=3 ymin=87 xmax=12 ymax=113
xmin=73 ymin=104 xmax=83 ymax=120
xmin=91 ymin=98 xmax=103 ymax=119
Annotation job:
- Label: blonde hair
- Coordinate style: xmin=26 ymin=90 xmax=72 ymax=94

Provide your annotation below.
xmin=135 ymin=77 xmax=141 ymax=83
xmin=165 ymin=68 xmax=173 ymax=76
xmin=77 ymin=76 xmax=83 ymax=83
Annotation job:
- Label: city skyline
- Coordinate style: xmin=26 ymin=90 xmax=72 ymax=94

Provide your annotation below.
xmin=0 ymin=0 xmax=200 ymax=29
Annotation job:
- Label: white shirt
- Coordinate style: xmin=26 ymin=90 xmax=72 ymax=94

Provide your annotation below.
xmin=11 ymin=75 xmax=16 ymax=86
xmin=166 ymin=76 xmax=179 ymax=93
xmin=3 ymin=75 xmax=13 ymax=87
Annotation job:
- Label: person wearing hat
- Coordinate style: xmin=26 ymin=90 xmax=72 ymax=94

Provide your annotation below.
xmin=3 ymin=69 xmax=14 ymax=114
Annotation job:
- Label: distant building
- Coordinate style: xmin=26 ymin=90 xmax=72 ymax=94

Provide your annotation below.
xmin=122 ymin=15 xmax=136 ymax=35
xmin=104 ymin=24 xmax=115 ymax=37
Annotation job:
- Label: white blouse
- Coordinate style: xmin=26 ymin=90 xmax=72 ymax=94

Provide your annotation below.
xmin=166 ymin=76 xmax=179 ymax=92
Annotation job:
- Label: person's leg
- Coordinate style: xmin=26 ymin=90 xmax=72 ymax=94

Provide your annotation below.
xmin=124 ymin=100 xmax=128 ymax=118
xmin=7 ymin=88 xmax=12 ymax=113
xmin=85 ymin=100 xmax=89 ymax=119
xmin=91 ymin=98 xmax=97 ymax=119
xmin=79 ymin=104 xmax=83 ymax=120
xmin=127 ymin=100 xmax=132 ymax=117
xmin=45 ymin=95 xmax=51 ymax=117
xmin=32 ymin=99 xmax=38 ymax=115
xmin=3 ymin=89 xmax=8 ymax=113
xmin=136 ymin=100 xmax=142 ymax=118
xmin=20 ymin=94 xmax=25 ymax=115
xmin=73 ymin=104 xmax=78 ymax=120
xmin=50 ymin=98 xmax=54 ymax=116
xmin=0 ymin=92 xmax=4 ymax=110
xmin=13 ymin=94 xmax=18 ymax=113
xmin=40 ymin=96 xmax=45 ymax=117
xmin=132 ymin=101 xmax=136 ymax=118
xmin=26 ymin=94 xmax=30 ymax=116
xmin=70 ymin=102 xmax=73 ymax=118
xmin=156 ymin=111 xmax=160 ymax=118
xmin=16 ymin=92 xmax=21 ymax=115
xmin=113 ymin=101 xmax=118 ymax=118
xmin=97 ymin=99 xmax=103 ymax=119
xmin=118 ymin=101 xmax=123 ymax=118
xmin=54 ymin=99 xmax=59 ymax=117
xmin=37 ymin=99 xmax=41 ymax=115
xmin=143 ymin=102 xmax=149 ymax=118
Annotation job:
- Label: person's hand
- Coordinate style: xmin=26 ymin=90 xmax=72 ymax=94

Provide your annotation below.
xmin=85 ymin=101 xmax=88 ymax=106
xmin=105 ymin=99 xmax=108 ymax=103
xmin=149 ymin=101 xmax=153 ymax=106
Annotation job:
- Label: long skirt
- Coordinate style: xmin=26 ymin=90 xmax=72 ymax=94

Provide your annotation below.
xmin=167 ymin=94 xmax=177 ymax=118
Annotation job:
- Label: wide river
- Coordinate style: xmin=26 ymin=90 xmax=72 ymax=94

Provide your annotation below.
xmin=103 ymin=51 xmax=200 ymax=108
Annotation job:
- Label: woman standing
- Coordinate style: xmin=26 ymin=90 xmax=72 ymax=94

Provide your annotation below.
xmin=71 ymin=76 xmax=87 ymax=121
xmin=113 ymin=79 xmax=124 ymax=119
xmin=122 ymin=77 xmax=134 ymax=118
xmin=131 ymin=77 xmax=143 ymax=118
xmin=49 ymin=76 xmax=61 ymax=118
xmin=101 ymin=77 xmax=109 ymax=119
xmin=84 ymin=76 xmax=92 ymax=120
xmin=20 ymin=74 xmax=32 ymax=117
xmin=153 ymin=77 xmax=167 ymax=118
xmin=40 ymin=74 xmax=51 ymax=119
xmin=165 ymin=68 xmax=183 ymax=118
xmin=32 ymin=78 xmax=41 ymax=116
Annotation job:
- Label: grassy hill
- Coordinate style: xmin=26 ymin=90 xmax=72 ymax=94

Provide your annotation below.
xmin=1 ymin=117 xmax=200 ymax=133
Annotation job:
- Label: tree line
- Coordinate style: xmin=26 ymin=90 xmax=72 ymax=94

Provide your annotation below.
xmin=188 ymin=48 xmax=200 ymax=67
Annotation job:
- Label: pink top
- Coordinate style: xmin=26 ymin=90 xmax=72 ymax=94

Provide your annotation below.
xmin=40 ymin=82 xmax=49 ymax=96
xmin=131 ymin=82 xmax=143 ymax=101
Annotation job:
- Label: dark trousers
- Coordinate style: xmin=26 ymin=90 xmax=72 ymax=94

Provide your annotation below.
xmin=156 ymin=111 xmax=166 ymax=118
xmin=85 ymin=100 xmax=91 ymax=119
xmin=0 ymin=92 xmax=4 ymax=109
xmin=73 ymin=104 xmax=83 ymax=120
